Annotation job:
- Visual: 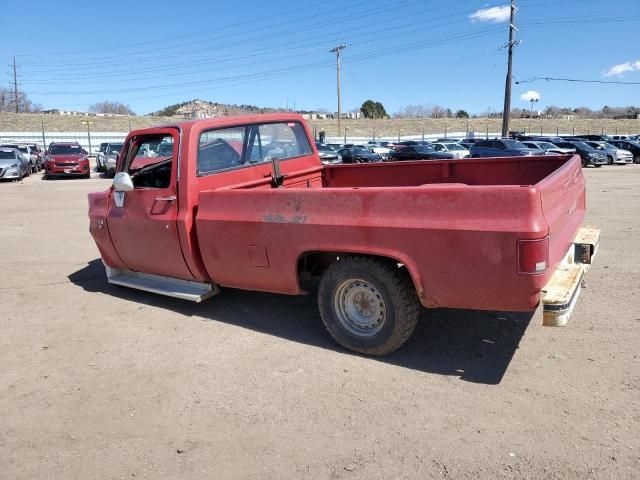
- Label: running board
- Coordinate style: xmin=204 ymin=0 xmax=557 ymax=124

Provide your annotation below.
xmin=105 ymin=266 xmax=219 ymax=302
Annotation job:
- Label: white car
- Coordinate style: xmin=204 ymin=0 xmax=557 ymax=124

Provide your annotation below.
xmin=366 ymin=142 xmax=391 ymax=159
xmin=0 ymin=143 xmax=38 ymax=173
xmin=429 ymin=142 xmax=470 ymax=159
xmin=584 ymin=141 xmax=634 ymax=165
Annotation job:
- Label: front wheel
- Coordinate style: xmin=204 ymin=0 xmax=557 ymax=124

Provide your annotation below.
xmin=607 ymin=156 xmax=613 ymax=165
xmin=318 ymin=256 xmax=420 ymax=356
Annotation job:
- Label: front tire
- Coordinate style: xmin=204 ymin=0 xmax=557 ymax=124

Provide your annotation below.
xmin=607 ymin=156 xmax=613 ymax=165
xmin=318 ymin=256 xmax=420 ymax=356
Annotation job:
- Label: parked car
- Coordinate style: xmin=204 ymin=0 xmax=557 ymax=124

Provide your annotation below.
xmin=469 ymin=139 xmax=539 ymax=158
xmin=429 ymin=142 xmax=469 ymax=159
xmin=26 ymin=143 xmax=44 ymax=171
xmin=388 ymin=145 xmax=455 ymax=161
xmin=104 ymin=143 xmax=124 ymax=177
xmin=337 ymin=146 xmax=381 ymax=163
xmin=391 ymin=140 xmax=421 ymax=150
xmin=552 ymin=141 xmax=607 ymax=167
xmin=573 ymin=134 xmax=611 ymax=142
xmin=0 ymin=147 xmax=31 ymax=180
xmin=459 ymin=138 xmax=483 ymax=149
xmin=44 ymin=142 xmax=91 ymax=179
xmin=88 ymin=113 xmax=597 ymax=355
xmin=95 ymin=142 xmax=109 ymax=172
xmin=608 ymin=140 xmax=640 ymax=163
xmin=365 ymin=144 xmax=391 ymax=159
xmin=315 ymin=143 xmax=342 ymax=165
xmin=0 ymin=144 xmax=38 ymax=173
xmin=521 ymin=141 xmax=575 ymax=155
xmin=609 ymin=135 xmax=631 ymax=141
xmin=583 ymin=141 xmax=633 ymax=165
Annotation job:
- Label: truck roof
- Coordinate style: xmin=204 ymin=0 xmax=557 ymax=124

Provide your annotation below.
xmin=130 ymin=113 xmax=308 ymax=136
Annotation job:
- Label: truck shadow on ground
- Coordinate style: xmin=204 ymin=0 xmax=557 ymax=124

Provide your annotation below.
xmin=69 ymin=259 xmax=534 ymax=385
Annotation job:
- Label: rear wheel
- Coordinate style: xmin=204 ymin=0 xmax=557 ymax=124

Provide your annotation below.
xmin=318 ymin=256 xmax=420 ymax=356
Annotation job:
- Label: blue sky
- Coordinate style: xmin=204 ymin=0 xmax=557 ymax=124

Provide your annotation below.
xmin=2 ymin=0 xmax=639 ymax=115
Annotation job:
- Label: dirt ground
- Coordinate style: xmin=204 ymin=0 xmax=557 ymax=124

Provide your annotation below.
xmin=1 ymin=163 xmax=638 ymax=479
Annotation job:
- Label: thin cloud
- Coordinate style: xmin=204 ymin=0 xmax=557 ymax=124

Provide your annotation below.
xmin=603 ymin=60 xmax=640 ymax=77
xmin=469 ymin=5 xmax=511 ymax=23
xmin=520 ymin=91 xmax=540 ymax=102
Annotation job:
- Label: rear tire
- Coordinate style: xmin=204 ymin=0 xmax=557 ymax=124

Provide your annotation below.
xmin=318 ymin=256 xmax=420 ymax=356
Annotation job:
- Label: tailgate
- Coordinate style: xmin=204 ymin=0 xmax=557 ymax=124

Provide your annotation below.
xmin=537 ymin=155 xmax=586 ymax=269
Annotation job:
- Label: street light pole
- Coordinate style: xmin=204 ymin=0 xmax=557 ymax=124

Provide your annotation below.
xmin=330 ymin=44 xmax=348 ymax=138
xmin=529 ymin=98 xmax=538 ymax=131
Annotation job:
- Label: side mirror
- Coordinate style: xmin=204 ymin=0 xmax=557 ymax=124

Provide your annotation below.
xmin=113 ymin=172 xmax=134 ymax=192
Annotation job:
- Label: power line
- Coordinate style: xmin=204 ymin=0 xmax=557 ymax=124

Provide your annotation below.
xmin=18 ymin=0 xmax=425 ymax=69
xmin=23 ymin=7 xmax=504 ymax=85
xmin=516 ymin=77 xmax=640 ymax=85
xmin=24 ymin=28 xmax=503 ymax=96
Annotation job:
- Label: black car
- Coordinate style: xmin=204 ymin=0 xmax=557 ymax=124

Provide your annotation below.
xmin=388 ymin=145 xmax=455 ymax=161
xmin=553 ymin=141 xmax=607 ymax=167
xmin=573 ymin=134 xmax=612 ymax=142
xmin=337 ymin=146 xmax=381 ymax=163
xmin=608 ymin=140 xmax=640 ymax=163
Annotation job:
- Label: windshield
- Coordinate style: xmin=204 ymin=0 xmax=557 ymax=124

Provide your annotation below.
xmin=444 ymin=144 xmax=465 ymax=151
xmin=502 ymin=140 xmax=528 ymax=149
xmin=50 ymin=145 xmax=83 ymax=155
xmin=109 ymin=143 xmax=124 ymax=153
xmin=0 ymin=150 xmax=17 ymax=159
xmin=538 ymin=142 xmax=557 ymax=149
xmin=572 ymin=141 xmax=594 ymax=151
xmin=352 ymin=148 xmax=370 ymax=155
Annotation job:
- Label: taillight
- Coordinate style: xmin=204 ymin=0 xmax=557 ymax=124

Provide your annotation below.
xmin=517 ymin=237 xmax=549 ymax=275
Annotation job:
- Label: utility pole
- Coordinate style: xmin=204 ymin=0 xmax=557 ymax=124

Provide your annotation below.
xmin=501 ymin=0 xmax=517 ymax=138
xmin=330 ymin=44 xmax=347 ymax=137
xmin=10 ymin=56 xmax=20 ymax=113
xmin=81 ymin=120 xmax=94 ymax=155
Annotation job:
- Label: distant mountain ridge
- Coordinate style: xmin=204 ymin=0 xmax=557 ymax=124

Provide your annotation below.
xmin=150 ymin=99 xmax=281 ymax=117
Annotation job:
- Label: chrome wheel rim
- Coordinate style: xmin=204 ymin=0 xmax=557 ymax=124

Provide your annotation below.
xmin=333 ymin=279 xmax=386 ymax=337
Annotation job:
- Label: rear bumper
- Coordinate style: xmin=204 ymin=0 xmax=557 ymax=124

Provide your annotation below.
xmin=541 ymin=225 xmax=600 ymax=326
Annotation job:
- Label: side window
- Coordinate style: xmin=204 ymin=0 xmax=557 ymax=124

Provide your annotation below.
xmin=197 ymin=121 xmax=312 ymax=176
xmin=198 ymin=127 xmax=245 ymax=176
xmin=433 ymin=144 xmax=443 ymax=151
xmin=126 ymin=134 xmax=174 ymax=189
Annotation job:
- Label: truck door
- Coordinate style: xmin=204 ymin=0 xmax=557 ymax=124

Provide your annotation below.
xmin=106 ymin=129 xmax=194 ymax=280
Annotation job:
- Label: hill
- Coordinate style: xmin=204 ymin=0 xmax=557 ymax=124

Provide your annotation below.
xmin=151 ymin=99 xmax=280 ymax=117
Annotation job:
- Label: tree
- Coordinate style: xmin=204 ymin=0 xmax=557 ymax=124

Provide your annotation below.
xmin=0 ymin=86 xmax=42 ymax=113
xmin=89 ymin=100 xmax=135 ymax=115
xmin=360 ymin=99 xmax=388 ymax=119
xmin=455 ymin=109 xmax=469 ymax=119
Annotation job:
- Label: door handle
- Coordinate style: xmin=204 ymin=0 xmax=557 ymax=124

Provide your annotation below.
xmin=155 ymin=195 xmax=176 ymax=202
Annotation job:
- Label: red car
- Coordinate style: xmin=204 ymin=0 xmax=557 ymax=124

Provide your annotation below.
xmin=44 ymin=142 xmax=90 ymax=179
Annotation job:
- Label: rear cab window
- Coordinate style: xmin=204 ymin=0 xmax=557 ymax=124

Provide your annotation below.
xmin=197 ymin=121 xmax=312 ymax=177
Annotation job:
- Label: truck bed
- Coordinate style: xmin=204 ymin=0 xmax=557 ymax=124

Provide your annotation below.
xmin=195 ymin=155 xmax=585 ymax=312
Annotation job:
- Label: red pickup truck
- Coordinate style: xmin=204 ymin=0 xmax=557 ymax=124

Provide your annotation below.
xmin=88 ymin=114 xmax=599 ymax=355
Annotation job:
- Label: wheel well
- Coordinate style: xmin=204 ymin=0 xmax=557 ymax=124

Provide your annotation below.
xmin=297 ymin=251 xmax=417 ymax=293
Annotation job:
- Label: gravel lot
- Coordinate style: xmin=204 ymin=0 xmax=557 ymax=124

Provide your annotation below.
xmin=1 ymin=164 xmax=638 ymax=479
